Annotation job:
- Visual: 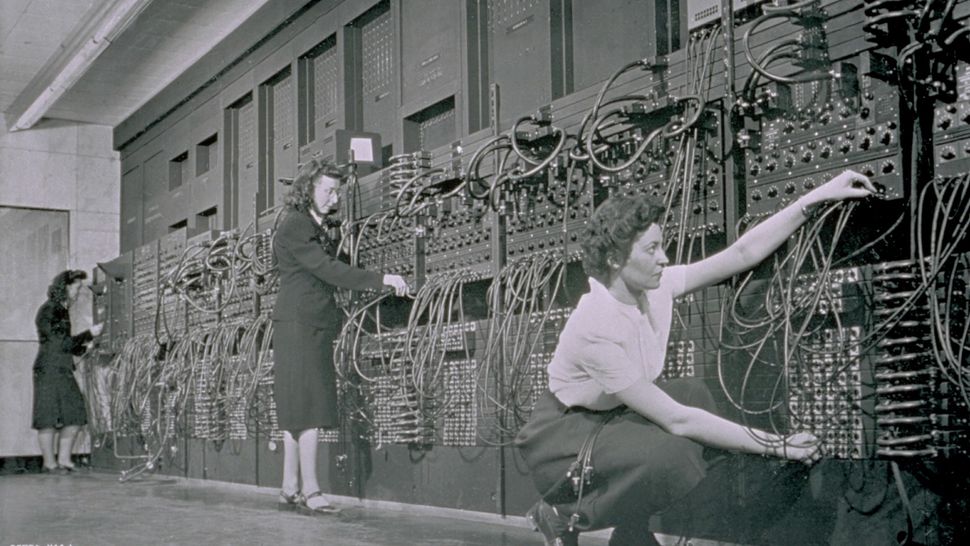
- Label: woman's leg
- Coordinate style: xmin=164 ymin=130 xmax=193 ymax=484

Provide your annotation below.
xmin=281 ymin=430 xmax=301 ymax=495
xmin=37 ymin=428 xmax=57 ymax=470
xmin=57 ymin=425 xmax=79 ymax=467
xmin=297 ymin=429 xmax=334 ymax=508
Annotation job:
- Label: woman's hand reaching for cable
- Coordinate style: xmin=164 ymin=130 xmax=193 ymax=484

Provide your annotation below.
xmin=802 ymin=169 xmax=877 ymax=208
xmin=769 ymin=432 xmax=823 ymax=466
xmin=382 ymin=274 xmax=410 ymax=297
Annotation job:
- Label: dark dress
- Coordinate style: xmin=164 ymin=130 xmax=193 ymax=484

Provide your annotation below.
xmin=271 ymin=207 xmax=383 ymax=432
xmin=32 ymin=300 xmax=93 ymax=429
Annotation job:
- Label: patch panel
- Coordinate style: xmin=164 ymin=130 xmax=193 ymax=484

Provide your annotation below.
xmin=368 ymin=359 xmax=435 ymax=446
xmin=663 ymin=339 xmax=697 ymax=380
xmin=788 ymin=326 xmax=867 ymax=459
xmin=505 ymin=171 xmax=593 ymax=259
xmin=790 ymin=266 xmax=863 ymax=315
xmin=743 ymin=51 xmax=904 ymax=220
xmin=424 ymin=207 xmax=494 ymax=277
xmin=356 ymin=217 xmax=418 ymax=278
xmin=132 ymin=241 xmax=159 ymax=338
xmin=359 ymin=321 xmax=478 ymax=359
xmin=871 ymin=259 xmax=970 ymax=459
xmin=441 ymin=359 xmax=478 ymax=447
xmin=934 ymin=61 xmax=970 ymax=175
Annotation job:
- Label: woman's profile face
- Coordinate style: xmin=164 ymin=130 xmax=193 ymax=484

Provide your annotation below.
xmin=66 ymin=280 xmax=84 ymax=303
xmin=616 ymin=223 xmax=669 ymax=292
xmin=312 ymin=175 xmax=340 ymax=216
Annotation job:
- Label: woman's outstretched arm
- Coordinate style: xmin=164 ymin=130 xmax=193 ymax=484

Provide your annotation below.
xmin=676 ymin=169 xmax=875 ymax=296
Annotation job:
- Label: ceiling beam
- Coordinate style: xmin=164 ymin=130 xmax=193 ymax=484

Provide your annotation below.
xmin=4 ymin=0 xmax=154 ymax=132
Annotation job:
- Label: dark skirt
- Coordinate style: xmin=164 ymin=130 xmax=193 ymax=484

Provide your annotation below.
xmin=272 ymin=320 xmax=339 ymax=432
xmin=515 ymin=378 xmax=715 ymax=530
xmin=516 ymin=377 xmax=812 ymax=540
xmin=33 ymin=368 xmax=88 ymax=429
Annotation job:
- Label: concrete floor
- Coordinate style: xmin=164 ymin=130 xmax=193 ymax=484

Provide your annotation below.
xmin=0 ymin=469 xmax=613 ymax=546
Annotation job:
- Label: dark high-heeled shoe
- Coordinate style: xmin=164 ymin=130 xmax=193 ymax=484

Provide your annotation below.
xmin=526 ymin=500 xmax=579 ymax=546
xmin=298 ymin=491 xmax=341 ymax=516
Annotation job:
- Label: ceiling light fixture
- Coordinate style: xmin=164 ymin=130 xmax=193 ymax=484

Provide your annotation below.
xmin=7 ymin=0 xmax=152 ymax=132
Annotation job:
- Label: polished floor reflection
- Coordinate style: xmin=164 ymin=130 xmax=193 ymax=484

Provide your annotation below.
xmin=0 ymin=469 xmax=613 ymax=546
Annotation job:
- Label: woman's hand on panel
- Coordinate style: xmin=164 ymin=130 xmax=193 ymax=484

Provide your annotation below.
xmin=771 ymin=432 xmax=823 ymax=466
xmin=382 ymin=274 xmax=410 ymax=297
xmin=804 ymin=169 xmax=877 ymax=206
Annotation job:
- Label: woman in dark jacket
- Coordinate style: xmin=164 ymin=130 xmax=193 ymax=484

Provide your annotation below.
xmin=33 ymin=269 xmax=102 ymax=472
xmin=272 ymin=158 xmax=408 ymax=513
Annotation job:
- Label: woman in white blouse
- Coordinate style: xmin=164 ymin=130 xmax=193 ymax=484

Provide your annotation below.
xmin=516 ymin=170 xmax=876 ymax=546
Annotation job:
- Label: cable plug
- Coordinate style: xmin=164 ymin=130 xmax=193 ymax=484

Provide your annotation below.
xmin=529 ymin=109 xmax=553 ymax=126
xmin=637 ymin=55 xmax=668 ymax=71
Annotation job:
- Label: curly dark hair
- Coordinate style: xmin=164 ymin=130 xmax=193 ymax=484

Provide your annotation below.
xmin=47 ymin=269 xmax=87 ymax=303
xmin=285 ymin=157 xmax=346 ymax=213
xmin=581 ymin=193 xmax=665 ymax=283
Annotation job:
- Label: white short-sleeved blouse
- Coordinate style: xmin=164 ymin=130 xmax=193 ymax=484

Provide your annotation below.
xmin=548 ymin=266 xmax=687 ymax=410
